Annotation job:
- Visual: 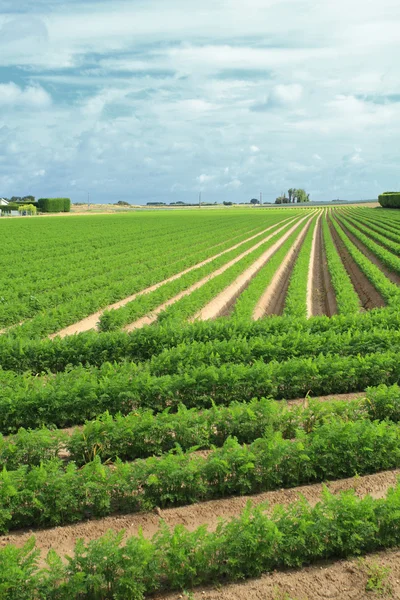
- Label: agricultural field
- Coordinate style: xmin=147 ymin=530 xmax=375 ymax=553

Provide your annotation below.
xmin=2 ymin=204 xmax=400 ymax=599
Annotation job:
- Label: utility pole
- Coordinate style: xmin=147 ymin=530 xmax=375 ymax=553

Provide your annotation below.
xmin=88 ymin=192 xmax=90 ymax=209
xmin=199 ymin=191 xmax=201 ymax=208
xmin=260 ymin=191 xmax=262 ymax=205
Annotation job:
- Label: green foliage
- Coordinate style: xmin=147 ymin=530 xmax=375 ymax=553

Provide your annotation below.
xmin=337 ymin=214 xmax=400 ymax=278
xmin=378 ymin=192 xmax=400 ymax=208
xmin=331 ymin=216 xmax=400 ymax=305
xmin=98 ymin=218 xmax=295 ymax=332
xmin=360 ymin=560 xmax=392 ymax=595
xmin=232 ymin=219 xmax=310 ymax=319
xmin=1 ymin=484 xmax=400 ymax=598
xmin=1 ymin=418 xmax=400 ymax=532
xmin=2 ymin=345 xmax=400 ymax=432
xmin=37 ymin=198 xmax=71 ymax=213
xmin=2 ymin=382 xmax=400 ymax=469
xmin=322 ymin=215 xmax=360 ymax=314
xmin=0 ymin=210 xmax=294 ymax=335
xmin=3 ymin=305 xmax=400 ymax=374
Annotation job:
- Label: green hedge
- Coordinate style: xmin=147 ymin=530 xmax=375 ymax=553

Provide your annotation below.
xmin=378 ymin=192 xmax=400 ymax=208
xmin=37 ymin=198 xmax=71 ymax=213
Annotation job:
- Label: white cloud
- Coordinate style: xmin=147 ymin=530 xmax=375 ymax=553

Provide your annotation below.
xmin=269 ymin=84 xmax=303 ymax=106
xmin=224 ymin=179 xmax=242 ymax=189
xmin=0 ymin=83 xmax=51 ymax=108
xmin=197 ymin=174 xmax=215 ymax=183
xmin=1 ymin=0 xmax=400 ymax=202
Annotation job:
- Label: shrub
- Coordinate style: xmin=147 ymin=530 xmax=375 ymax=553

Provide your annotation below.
xmin=378 ymin=192 xmax=400 ymax=208
xmin=38 ymin=198 xmax=71 ymax=213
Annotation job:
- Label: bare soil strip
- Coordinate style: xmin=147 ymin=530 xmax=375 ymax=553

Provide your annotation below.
xmin=328 ymin=217 xmax=385 ymax=310
xmin=0 ymin=469 xmax=397 ymax=565
xmin=309 ymin=215 xmax=338 ymax=317
xmin=194 ymin=213 xmax=314 ymax=322
xmin=124 ymin=217 xmax=302 ymax=331
xmin=252 ymin=215 xmax=314 ymax=319
xmin=306 ymin=215 xmax=320 ymax=318
xmin=339 ymin=219 xmax=400 ymax=286
xmin=155 ymin=548 xmax=400 ymax=599
xmin=50 ymin=217 xmax=296 ymax=338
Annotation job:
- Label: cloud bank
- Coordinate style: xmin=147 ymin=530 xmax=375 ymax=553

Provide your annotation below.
xmin=0 ymin=0 xmax=399 ymax=203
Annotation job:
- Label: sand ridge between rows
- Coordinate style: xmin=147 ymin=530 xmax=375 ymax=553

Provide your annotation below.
xmin=194 ymin=211 xmax=316 ymax=322
xmin=48 ymin=216 xmax=297 ymax=338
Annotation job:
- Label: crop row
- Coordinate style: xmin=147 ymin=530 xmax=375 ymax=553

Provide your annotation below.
xmin=1 ymin=383 xmax=398 ymax=470
xmin=2 ymin=346 xmax=400 ymax=432
xmin=337 ymin=213 xmax=400 ymax=275
xmin=330 ymin=216 xmax=400 ymax=304
xmin=4 ymin=212 xmax=294 ymax=336
xmin=4 ymin=217 xmax=251 ymax=300
xmin=153 ymin=215 xmax=314 ymax=326
xmin=2 ymin=305 xmax=400 ymax=374
xmin=346 ymin=209 xmax=400 ymax=246
xmin=2 ymin=483 xmax=400 ymax=599
xmin=3 ymin=216 xmax=265 ymax=324
xmin=283 ymin=215 xmax=317 ymax=318
xmin=98 ymin=216 xmax=304 ymax=331
xmin=230 ymin=220 xmax=305 ymax=319
xmin=322 ymin=216 xmax=360 ymax=314
xmin=0 ymin=418 xmax=399 ymax=533
xmin=146 ymin=326 xmax=400 ymax=376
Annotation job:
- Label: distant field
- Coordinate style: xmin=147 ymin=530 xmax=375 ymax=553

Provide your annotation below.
xmin=2 ymin=204 xmax=400 ymax=599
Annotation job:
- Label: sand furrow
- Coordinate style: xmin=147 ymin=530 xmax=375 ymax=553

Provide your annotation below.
xmin=306 ymin=213 xmax=322 ymax=318
xmin=252 ymin=213 xmax=315 ymax=319
xmin=49 ymin=216 xmax=296 ymax=338
xmin=124 ymin=216 xmax=301 ymax=331
xmin=194 ymin=213 xmax=314 ymax=322
xmin=329 ymin=216 xmax=386 ymax=310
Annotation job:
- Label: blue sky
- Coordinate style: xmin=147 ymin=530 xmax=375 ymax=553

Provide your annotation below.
xmin=1 ymin=0 xmax=400 ymax=204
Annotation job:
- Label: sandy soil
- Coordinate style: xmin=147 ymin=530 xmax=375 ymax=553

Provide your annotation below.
xmin=125 ymin=216 xmax=300 ymax=331
xmin=252 ymin=214 xmax=315 ymax=319
xmin=194 ymin=213 xmax=314 ymax=322
xmin=0 ymin=469 xmax=397 ymax=565
xmin=51 ymin=217 xmax=295 ymax=338
xmin=155 ymin=548 xmax=400 ymax=600
xmin=306 ymin=215 xmax=321 ymax=318
xmin=310 ymin=215 xmax=338 ymax=317
xmin=338 ymin=220 xmax=400 ymax=287
xmin=328 ymin=217 xmax=385 ymax=310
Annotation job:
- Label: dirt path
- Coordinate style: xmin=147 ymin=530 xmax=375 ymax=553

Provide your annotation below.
xmin=309 ymin=215 xmax=338 ymax=317
xmin=194 ymin=213 xmax=315 ymax=322
xmin=124 ymin=217 xmax=302 ymax=331
xmin=0 ymin=469 xmax=397 ymax=565
xmin=155 ymin=548 xmax=400 ymax=599
xmin=306 ymin=215 xmax=320 ymax=318
xmin=252 ymin=214 xmax=315 ymax=319
xmin=328 ymin=217 xmax=385 ymax=310
xmin=338 ymin=218 xmax=400 ymax=287
xmin=49 ymin=217 xmax=296 ymax=338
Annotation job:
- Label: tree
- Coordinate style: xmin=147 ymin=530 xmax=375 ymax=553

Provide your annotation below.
xmin=22 ymin=195 xmax=35 ymax=203
xmin=275 ymin=194 xmax=289 ymax=204
xmin=18 ymin=204 xmax=36 ymax=216
xmin=250 ymin=198 xmax=260 ymax=205
xmin=292 ymin=189 xmax=310 ymax=203
xmin=288 ymin=188 xmax=295 ymax=203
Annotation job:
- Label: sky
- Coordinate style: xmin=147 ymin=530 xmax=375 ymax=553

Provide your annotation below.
xmin=1 ymin=0 xmax=400 ymax=204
